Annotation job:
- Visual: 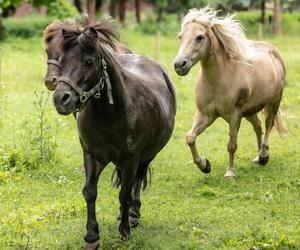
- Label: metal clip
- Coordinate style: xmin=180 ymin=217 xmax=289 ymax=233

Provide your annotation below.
xmin=80 ymin=93 xmax=89 ymax=103
xmin=94 ymin=92 xmax=101 ymax=99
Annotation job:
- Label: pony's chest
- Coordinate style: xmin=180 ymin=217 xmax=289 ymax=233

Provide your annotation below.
xmin=76 ymin=113 xmax=127 ymax=154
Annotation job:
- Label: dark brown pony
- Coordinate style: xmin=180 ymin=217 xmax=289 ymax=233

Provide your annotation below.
xmin=43 ymin=19 xmax=131 ymax=91
xmin=52 ymin=25 xmax=176 ymax=249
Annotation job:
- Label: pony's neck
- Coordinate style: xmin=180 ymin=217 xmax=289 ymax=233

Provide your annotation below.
xmin=201 ymin=51 xmax=227 ymax=84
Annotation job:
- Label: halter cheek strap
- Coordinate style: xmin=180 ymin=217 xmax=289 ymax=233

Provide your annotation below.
xmin=57 ymin=59 xmax=114 ymax=105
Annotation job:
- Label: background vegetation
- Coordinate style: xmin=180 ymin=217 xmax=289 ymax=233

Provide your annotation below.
xmin=0 ymin=2 xmax=299 ymax=250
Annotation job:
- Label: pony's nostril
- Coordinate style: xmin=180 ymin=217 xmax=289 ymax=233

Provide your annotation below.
xmin=181 ymin=60 xmax=187 ymax=68
xmin=61 ymin=92 xmax=72 ymax=105
xmin=52 ymin=76 xmax=57 ymax=84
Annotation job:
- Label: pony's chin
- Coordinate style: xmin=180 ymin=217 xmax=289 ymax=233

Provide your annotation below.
xmin=54 ymin=105 xmax=75 ymax=116
xmin=175 ymin=67 xmax=191 ymax=76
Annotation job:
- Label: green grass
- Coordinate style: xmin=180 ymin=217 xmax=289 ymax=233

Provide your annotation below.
xmin=0 ymin=19 xmax=300 ymax=249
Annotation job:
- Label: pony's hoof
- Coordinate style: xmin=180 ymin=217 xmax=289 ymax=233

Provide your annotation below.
xmin=224 ymin=170 xmax=236 ymax=179
xmin=201 ymin=158 xmax=211 ymax=174
xmin=119 ymin=231 xmax=130 ymax=242
xmin=84 ymin=240 xmax=100 ymax=250
xmin=258 ymin=155 xmax=269 ymax=166
xmin=119 ymin=223 xmax=130 ymax=241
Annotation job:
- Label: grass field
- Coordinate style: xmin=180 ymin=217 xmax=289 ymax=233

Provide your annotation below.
xmin=0 ymin=17 xmax=300 ymax=249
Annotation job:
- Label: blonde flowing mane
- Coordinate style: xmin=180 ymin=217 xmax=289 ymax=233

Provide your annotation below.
xmin=182 ymin=7 xmax=248 ymax=60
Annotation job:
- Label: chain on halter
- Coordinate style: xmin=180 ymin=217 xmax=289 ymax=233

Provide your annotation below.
xmin=57 ymin=59 xmax=114 ymax=106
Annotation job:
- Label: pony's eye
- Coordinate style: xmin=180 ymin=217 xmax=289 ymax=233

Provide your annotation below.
xmin=196 ymin=35 xmax=205 ymax=42
xmin=86 ymin=60 xmax=94 ymax=66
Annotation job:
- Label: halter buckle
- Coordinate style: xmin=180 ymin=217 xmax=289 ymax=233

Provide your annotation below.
xmin=79 ymin=93 xmax=89 ymax=103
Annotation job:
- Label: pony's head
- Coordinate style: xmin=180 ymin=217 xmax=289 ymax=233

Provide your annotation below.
xmin=43 ymin=19 xmax=85 ymax=90
xmin=53 ymin=23 xmax=118 ymax=115
xmin=174 ymin=7 xmax=247 ymax=76
xmin=43 ymin=20 xmax=65 ymax=90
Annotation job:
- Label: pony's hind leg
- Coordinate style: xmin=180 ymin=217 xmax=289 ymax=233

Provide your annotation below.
xmin=117 ymin=157 xmax=153 ymax=227
xmin=224 ymin=113 xmax=242 ymax=178
xmin=245 ymin=114 xmax=263 ymax=163
xmin=130 ymin=157 xmax=154 ymax=228
xmin=186 ymin=110 xmax=216 ymax=174
xmin=258 ymin=103 xmax=279 ymax=165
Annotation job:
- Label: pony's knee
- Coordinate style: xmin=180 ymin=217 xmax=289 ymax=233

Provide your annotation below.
xmin=227 ymin=142 xmax=237 ymax=154
xmin=83 ymin=185 xmax=97 ymax=202
xmin=186 ymin=134 xmax=195 ymax=146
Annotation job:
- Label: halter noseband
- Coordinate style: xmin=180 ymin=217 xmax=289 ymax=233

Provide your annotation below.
xmin=47 ymin=59 xmax=61 ymax=68
xmin=57 ymin=59 xmax=114 ymax=106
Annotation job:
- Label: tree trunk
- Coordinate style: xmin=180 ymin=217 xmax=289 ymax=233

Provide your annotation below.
xmin=0 ymin=17 xmax=4 ymax=40
xmin=156 ymin=7 xmax=163 ymax=23
xmin=87 ymin=0 xmax=96 ymax=24
xmin=135 ymin=0 xmax=141 ymax=23
xmin=272 ymin=0 xmax=281 ymax=35
xmin=260 ymin=0 xmax=266 ymax=24
xmin=95 ymin=0 xmax=102 ymax=10
xmin=119 ymin=0 xmax=127 ymax=25
xmin=73 ymin=0 xmax=83 ymax=13
xmin=110 ymin=0 xmax=118 ymax=18
xmin=258 ymin=0 xmax=266 ymax=38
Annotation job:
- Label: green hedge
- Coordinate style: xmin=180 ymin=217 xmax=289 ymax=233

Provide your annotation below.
xmin=1 ymin=10 xmax=300 ymax=39
xmin=3 ymin=15 xmax=53 ymax=38
xmin=136 ymin=10 xmax=300 ymax=37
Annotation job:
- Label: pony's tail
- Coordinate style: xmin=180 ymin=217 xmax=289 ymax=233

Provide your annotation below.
xmin=274 ymin=109 xmax=288 ymax=135
xmin=262 ymin=107 xmax=288 ymax=135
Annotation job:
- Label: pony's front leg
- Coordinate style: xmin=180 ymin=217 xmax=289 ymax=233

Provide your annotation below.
xmin=186 ymin=110 xmax=216 ymax=173
xmin=224 ymin=113 xmax=242 ymax=178
xmin=118 ymin=157 xmax=139 ymax=241
xmin=83 ymin=153 xmax=105 ymax=250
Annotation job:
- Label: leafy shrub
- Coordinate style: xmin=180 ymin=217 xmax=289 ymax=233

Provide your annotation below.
xmin=134 ymin=10 xmax=300 ymax=37
xmin=46 ymin=0 xmax=77 ymax=19
xmin=2 ymin=0 xmax=77 ymax=39
xmin=3 ymin=15 xmax=53 ymax=38
xmin=0 ymin=91 xmax=57 ymax=172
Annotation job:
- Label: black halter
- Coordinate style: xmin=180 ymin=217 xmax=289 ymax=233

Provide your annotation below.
xmin=57 ymin=59 xmax=114 ymax=105
xmin=47 ymin=59 xmax=61 ymax=68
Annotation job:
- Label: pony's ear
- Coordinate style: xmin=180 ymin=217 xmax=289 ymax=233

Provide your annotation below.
xmin=89 ymin=27 xmax=98 ymax=39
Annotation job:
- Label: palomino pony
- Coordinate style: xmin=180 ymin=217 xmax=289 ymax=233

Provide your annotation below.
xmin=174 ymin=7 xmax=286 ymax=178
xmin=52 ymin=25 xmax=176 ymax=249
xmin=43 ymin=19 xmax=131 ymax=91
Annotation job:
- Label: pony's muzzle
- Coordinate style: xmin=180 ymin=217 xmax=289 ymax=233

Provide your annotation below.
xmin=174 ymin=58 xmax=191 ymax=76
xmin=53 ymin=87 xmax=78 ymax=115
xmin=44 ymin=75 xmax=57 ymax=91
